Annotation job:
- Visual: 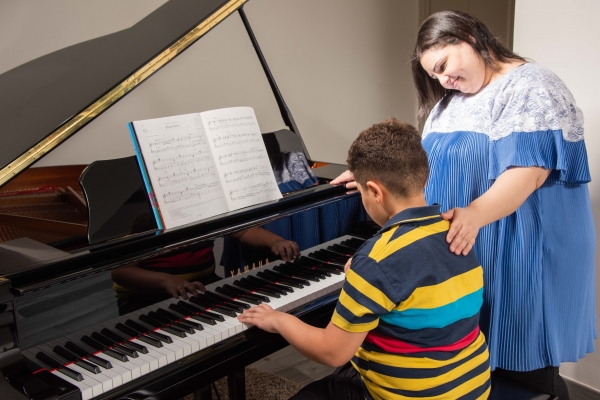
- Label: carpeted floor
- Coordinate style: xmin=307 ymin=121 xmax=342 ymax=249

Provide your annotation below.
xmin=183 ymin=367 xmax=303 ymax=400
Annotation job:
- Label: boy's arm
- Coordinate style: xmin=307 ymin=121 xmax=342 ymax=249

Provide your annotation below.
xmin=111 ymin=263 xmax=205 ymax=299
xmin=238 ymin=304 xmax=367 ymax=367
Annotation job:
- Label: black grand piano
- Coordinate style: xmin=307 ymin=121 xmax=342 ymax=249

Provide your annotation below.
xmin=0 ymin=1 xmax=369 ymax=399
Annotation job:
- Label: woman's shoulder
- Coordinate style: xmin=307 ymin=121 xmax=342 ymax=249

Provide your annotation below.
xmin=501 ymin=62 xmax=571 ymax=94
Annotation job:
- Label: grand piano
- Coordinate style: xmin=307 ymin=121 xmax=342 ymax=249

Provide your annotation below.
xmin=0 ymin=1 xmax=369 ymax=399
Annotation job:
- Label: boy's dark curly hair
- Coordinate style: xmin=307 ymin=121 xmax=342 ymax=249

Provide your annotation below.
xmin=347 ymin=118 xmax=429 ymax=198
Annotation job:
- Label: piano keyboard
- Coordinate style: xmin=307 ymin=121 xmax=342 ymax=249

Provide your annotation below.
xmin=23 ymin=235 xmax=365 ymax=400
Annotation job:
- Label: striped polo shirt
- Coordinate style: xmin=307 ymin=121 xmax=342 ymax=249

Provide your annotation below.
xmin=332 ymin=205 xmax=490 ymax=400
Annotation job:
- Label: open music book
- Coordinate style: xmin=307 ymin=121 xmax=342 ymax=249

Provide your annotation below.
xmin=128 ymin=107 xmax=282 ymax=229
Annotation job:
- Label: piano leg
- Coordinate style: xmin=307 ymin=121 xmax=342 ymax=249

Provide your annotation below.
xmin=193 ymin=385 xmax=212 ymax=400
xmin=227 ymin=369 xmax=245 ymax=400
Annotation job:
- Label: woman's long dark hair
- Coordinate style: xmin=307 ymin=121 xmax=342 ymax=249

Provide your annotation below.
xmin=412 ymin=11 xmax=526 ymax=117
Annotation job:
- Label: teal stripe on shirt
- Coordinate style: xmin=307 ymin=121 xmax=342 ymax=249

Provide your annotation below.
xmin=381 ymin=288 xmax=483 ymax=330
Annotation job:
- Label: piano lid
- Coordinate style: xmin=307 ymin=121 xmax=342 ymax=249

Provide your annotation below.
xmin=0 ymin=0 xmax=248 ymax=188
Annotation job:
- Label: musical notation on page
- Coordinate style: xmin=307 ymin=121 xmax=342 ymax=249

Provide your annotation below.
xmin=130 ymin=107 xmax=281 ymax=229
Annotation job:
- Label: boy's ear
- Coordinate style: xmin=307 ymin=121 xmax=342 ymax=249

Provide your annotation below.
xmin=365 ymin=180 xmax=384 ymax=203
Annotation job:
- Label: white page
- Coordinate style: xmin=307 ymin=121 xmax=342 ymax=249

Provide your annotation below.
xmin=200 ymin=107 xmax=282 ymax=210
xmin=133 ymin=113 xmax=228 ymax=229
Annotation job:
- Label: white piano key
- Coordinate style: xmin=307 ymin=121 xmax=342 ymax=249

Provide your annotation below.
xmin=81 ymin=328 xmax=153 ymax=375
xmin=37 ymin=344 xmax=112 ymax=393
xmin=53 ymin=337 xmax=132 ymax=385
xmin=23 ymin=350 xmax=95 ymax=400
xmin=65 ymin=334 xmax=142 ymax=380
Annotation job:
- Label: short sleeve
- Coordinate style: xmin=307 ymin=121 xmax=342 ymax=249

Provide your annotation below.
xmin=331 ymin=255 xmax=397 ymax=333
xmin=487 ymin=71 xmax=590 ymax=183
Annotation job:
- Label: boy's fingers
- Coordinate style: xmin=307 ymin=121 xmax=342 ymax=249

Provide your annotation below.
xmin=192 ymin=281 xmax=206 ymax=293
xmin=345 ymin=181 xmax=358 ymax=190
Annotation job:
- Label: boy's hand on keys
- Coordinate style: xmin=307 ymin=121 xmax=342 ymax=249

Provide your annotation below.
xmin=344 ymin=258 xmax=352 ymax=274
xmin=238 ymin=304 xmax=282 ymax=333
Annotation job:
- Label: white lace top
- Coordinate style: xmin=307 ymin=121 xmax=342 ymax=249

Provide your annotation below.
xmin=422 ymin=63 xmax=584 ymax=142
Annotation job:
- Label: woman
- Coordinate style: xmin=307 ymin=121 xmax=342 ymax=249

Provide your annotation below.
xmin=332 ymin=11 xmax=595 ymax=399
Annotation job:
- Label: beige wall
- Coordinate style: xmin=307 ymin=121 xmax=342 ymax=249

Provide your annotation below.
xmin=514 ymin=0 xmax=600 ymax=392
xmin=0 ymin=0 xmax=418 ymax=167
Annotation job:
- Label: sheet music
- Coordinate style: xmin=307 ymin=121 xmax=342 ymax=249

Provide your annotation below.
xmin=133 ymin=113 xmax=228 ymax=229
xmin=200 ymin=107 xmax=282 ymax=210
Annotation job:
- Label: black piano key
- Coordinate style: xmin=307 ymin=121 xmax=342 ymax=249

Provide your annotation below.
xmin=36 ymin=352 xmax=83 ymax=381
xmin=35 ymin=351 xmax=62 ymax=369
xmin=307 ymin=250 xmax=346 ymax=266
xmin=125 ymin=319 xmax=173 ymax=344
xmin=327 ymin=244 xmax=356 ymax=256
xmin=156 ymin=308 xmax=203 ymax=330
xmin=169 ymin=304 xmax=218 ymax=325
xmin=176 ymin=301 xmax=224 ymax=322
xmin=320 ymin=248 xmax=350 ymax=260
xmin=204 ymin=290 xmax=251 ymax=309
xmin=247 ymin=275 xmax=294 ymax=293
xmin=245 ymin=275 xmax=293 ymax=294
xmin=74 ymin=359 xmax=101 ymax=374
xmin=52 ymin=345 xmax=78 ymax=362
xmin=147 ymin=311 xmax=195 ymax=333
xmin=80 ymin=336 xmax=129 ymax=362
xmin=101 ymin=328 xmax=149 ymax=354
xmin=51 ymin=346 xmax=101 ymax=374
xmin=341 ymin=238 xmax=365 ymax=249
xmin=86 ymin=355 xmax=113 ymax=369
xmin=217 ymin=285 xmax=264 ymax=304
xmin=90 ymin=332 xmax=139 ymax=358
xmin=235 ymin=278 xmax=281 ymax=298
xmin=294 ymin=257 xmax=341 ymax=272
xmin=139 ymin=314 xmax=188 ymax=338
xmin=259 ymin=270 xmax=308 ymax=288
xmin=64 ymin=342 xmax=113 ymax=369
xmin=114 ymin=322 xmax=163 ymax=348
xmin=223 ymin=283 xmax=269 ymax=302
xmin=188 ymin=296 xmax=238 ymax=317
xmin=286 ymin=261 xmax=332 ymax=277
xmin=274 ymin=264 xmax=323 ymax=281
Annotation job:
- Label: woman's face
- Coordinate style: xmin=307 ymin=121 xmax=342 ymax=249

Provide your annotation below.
xmin=420 ymin=42 xmax=489 ymax=94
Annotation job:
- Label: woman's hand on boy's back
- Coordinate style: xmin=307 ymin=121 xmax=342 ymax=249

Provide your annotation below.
xmin=442 ymin=207 xmax=481 ymax=256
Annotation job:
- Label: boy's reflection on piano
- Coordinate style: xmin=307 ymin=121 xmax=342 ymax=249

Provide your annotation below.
xmin=111 ymin=226 xmax=299 ymax=315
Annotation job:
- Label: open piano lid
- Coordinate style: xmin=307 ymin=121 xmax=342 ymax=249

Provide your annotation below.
xmin=0 ymin=0 xmax=263 ymax=188
xmin=0 ymin=0 xmax=350 ymax=290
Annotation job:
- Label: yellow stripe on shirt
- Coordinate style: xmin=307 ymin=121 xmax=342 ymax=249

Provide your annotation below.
xmin=338 ymin=288 xmax=379 ymax=319
xmin=396 ymin=266 xmax=484 ymax=311
xmin=345 ymin=269 xmax=395 ymax=311
xmin=363 ymin=347 xmax=489 ymax=391
xmin=369 ymin=221 xmax=450 ymax=263
xmin=365 ymin=366 xmax=490 ymax=400
xmin=331 ymin=309 xmax=379 ymax=332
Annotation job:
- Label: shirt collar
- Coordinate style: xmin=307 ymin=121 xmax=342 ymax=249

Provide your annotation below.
xmin=377 ymin=204 xmax=441 ymax=234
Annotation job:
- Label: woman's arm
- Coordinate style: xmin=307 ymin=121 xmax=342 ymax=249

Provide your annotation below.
xmin=444 ymin=166 xmax=551 ymax=255
xmin=238 ymin=304 xmax=367 ymax=367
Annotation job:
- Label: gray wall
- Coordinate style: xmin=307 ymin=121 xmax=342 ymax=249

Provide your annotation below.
xmin=514 ymin=0 xmax=600 ymax=391
xmin=0 ymin=0 xmax=418 ymax=167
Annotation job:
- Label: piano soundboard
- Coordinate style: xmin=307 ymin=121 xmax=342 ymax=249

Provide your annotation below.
xmin=20 ymin=235 xmax=365 ymax=400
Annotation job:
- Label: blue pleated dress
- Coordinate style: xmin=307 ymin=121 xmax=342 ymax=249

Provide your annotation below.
xmin=422 ymin=63 xmax=596 ymax=371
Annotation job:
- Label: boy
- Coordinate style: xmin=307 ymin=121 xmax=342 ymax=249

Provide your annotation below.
xmin=238 ymin=118 xmax=490 ymax=399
